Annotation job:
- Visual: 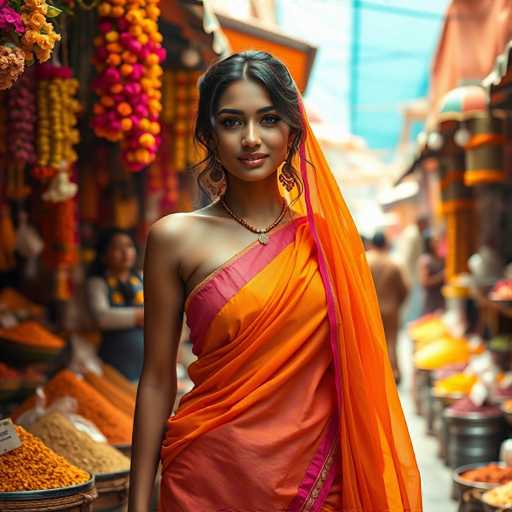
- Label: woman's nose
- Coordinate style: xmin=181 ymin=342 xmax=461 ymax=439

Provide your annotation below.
xmin=242 ymin=121 xmax=261 ymax=147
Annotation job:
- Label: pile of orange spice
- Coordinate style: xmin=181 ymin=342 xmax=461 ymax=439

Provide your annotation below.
xmin=13 ymin=369 xmax=132 ymax=445
xmin=0 ymin=288 xmax=45 ymax=319
xmin=101 ymin=362 xmax=137 ymax=398
xmin=84 ymin=371 xmax=136 ymax=418
xmin=0 ymin=321 xmax=64 ymax=349
xmin=0 ymin=425 xmax=90 ymax=492
xmin=462 ymin=464 xmax=512 ymax=485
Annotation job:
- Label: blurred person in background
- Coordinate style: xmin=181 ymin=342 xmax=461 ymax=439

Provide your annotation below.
xmin=395 ymin=214 xmax=430 ymax=324
xmin=418 ymin=230 xmax=445 ymax=315
xmin=87 ymin=228 xmax=144 ymax=381
xmin=367 ymin=231 xmax=409 ymax=384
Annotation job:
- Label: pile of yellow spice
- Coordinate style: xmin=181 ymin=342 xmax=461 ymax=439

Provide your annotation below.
xmin=0 ymin=425 xmax=90 ymax=492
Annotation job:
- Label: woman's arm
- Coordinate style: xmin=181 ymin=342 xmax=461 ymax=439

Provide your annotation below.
xmin=128 ymin=218 xmax=185 ymax=512
xmin=87 ymin=277 xmax=143 ymax=329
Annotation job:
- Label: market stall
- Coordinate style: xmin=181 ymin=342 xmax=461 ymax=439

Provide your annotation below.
xmin=0 ymin=0 xmax=318 ymax=505
xmin=401 ymin=39 xmax=512 ymax=511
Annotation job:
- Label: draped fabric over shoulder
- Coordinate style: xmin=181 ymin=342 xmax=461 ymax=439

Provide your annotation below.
xmin=159 ymin=99 xmax=422 ymax=512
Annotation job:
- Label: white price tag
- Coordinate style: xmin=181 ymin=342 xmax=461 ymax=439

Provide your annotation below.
xmin=0 ymin=418 xmax=21 ymax=455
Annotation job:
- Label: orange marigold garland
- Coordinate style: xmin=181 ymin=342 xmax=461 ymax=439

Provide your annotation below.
xmin=33 ymin=63 xmax=80 ymax=300
xmin=33 ymin=63 xmax=80 ymax=181
xmin=91 ymin=0 xmax=166 ymax=171
xmin=0 ymin=0 xmax=61 ymax=90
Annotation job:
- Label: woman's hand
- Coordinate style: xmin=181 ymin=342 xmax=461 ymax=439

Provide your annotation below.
xmin=134 ymin=308 xmax=144 ymax=327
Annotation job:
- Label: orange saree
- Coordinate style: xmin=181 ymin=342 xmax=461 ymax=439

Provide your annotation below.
xmin=160 ymin=106 xmax=422 ymax=511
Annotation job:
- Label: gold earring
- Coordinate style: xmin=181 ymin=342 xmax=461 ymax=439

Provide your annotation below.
xmin=279 ymin=162 xmax=296 ymax=192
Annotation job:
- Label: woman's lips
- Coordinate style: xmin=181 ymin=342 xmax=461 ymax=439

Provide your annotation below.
xmin=238 ymin=154 xmax=269 ymax=169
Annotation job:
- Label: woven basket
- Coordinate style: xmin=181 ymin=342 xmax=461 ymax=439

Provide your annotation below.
xmin=0 ymin=478 xmax=97 ymax=512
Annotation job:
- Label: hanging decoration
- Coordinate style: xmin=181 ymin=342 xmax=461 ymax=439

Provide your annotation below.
xmin=5 ymin=66 xmax=35 ymax=200
xmin=33 ymin=62 xmax=80 ymax=183
xmin=0 ymin=0 xmax=62 ymax=90
xmin=40 ymin=195 xmax=78 ymax=299
xmin=162 ymin=68 xmax=202 ymax=171
xmin=30 ymin=63 xmax=81 ymax=300
xmin=91 ymin=0 xmax=166 ymax=171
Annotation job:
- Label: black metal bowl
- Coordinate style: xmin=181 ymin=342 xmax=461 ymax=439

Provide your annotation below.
xmin=453 ymin=462 xmax=505 ymax=497
xmin=0 ymin=476 xmax=95 ymax=501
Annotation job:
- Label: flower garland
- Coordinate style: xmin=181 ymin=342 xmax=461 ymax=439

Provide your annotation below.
xmin=5 ymin=67 xmax=35 ymax=199
xmin=0 ymin=0 xmax=61 ymax=90
xmin=162 ymin=68 xmax=202 ymax=171
xmin=20 ymin=0 xmax=61 ymax=63
xmin=7 ymin=66 xmax=36 ymax=165
xmin=0 ymin=43 xmax=24 ymax=89
xmin=91 ymin=0 xmax=166 ymax=171
xmin=33 ymin=63 xmax=80 ymax=180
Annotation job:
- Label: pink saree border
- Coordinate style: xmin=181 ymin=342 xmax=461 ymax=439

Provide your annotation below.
xmin=186 ymin=218 xmax=305 ymax=355
xmin=299 ymin=141 xmax=342 ymax=411
xmin=288 ymin=415 xmax=339 ymax=512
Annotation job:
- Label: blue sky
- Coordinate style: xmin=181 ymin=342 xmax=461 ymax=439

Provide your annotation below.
xmin=277 ymin=0 xmax=450 ymax=153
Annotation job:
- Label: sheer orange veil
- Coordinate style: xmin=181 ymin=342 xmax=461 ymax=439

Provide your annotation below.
xmin=290 ymin=97 xmax=422 ymax=511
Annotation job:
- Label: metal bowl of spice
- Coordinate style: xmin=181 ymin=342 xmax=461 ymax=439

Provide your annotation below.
xmin=0 ymin=477 xmax=96 ymax=501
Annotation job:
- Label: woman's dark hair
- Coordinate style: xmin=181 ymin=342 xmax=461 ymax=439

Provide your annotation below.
xmin=88 ymin=228 xmax=137 ymax=278
xmin=194 ymin=50 xmax=304 ymax=197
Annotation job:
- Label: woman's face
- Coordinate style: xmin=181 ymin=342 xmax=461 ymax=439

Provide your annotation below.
xmin=213 ymin=79 xmax=291 ymax=183
xmin=104 ymin=234 xmax=136 ymax=273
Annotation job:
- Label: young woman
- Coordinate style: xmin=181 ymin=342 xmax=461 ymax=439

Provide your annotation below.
xmin=87 ymin=228 xmax=144 ymax=381
xmin=129 ymin=51 xmax=422 ymax=511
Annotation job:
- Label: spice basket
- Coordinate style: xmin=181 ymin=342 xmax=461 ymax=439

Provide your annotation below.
xmin=453 ymin=462 xmax=504 ymax=497
xmin=93 ymin=470 xmax=129 ymax=512
xmin=0 ymin=338 xmax=63 ymax=364
xmin=0 ymin=477 xmax=97 ymax=512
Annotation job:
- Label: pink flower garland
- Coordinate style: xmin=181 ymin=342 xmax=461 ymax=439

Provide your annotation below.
xmin=91 ymin=0 xmax=166 ymax=171
xmin=0 ymin=0 xmax=24 ymax=34
xmin=7 ymin=66 xmax=36 ymax=166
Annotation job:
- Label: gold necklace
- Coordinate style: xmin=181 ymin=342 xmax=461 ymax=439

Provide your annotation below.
xmin=220 ymin=198 xmax=288 ymax=245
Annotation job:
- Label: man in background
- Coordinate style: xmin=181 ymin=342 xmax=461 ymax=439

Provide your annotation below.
xmin=367 ymin=232 xmax=409 ymax=385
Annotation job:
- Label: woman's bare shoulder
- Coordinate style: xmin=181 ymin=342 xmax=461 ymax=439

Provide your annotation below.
xmin=147 ymin=206 xmax=224 ymax=249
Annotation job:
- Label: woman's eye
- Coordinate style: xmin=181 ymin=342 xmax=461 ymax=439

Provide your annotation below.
xmin=220 ymin=118 xmax=241 ymax=128
xmin=261 ymin=115 xmax=281 ymax=126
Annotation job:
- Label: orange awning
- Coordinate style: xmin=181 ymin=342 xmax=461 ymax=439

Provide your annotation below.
xmin=216 ymin=13 xmax=316 ymax=93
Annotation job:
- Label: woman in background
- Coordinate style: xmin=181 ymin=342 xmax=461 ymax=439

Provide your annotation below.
xmin=87 ymin=228 xmax=144 ymax=381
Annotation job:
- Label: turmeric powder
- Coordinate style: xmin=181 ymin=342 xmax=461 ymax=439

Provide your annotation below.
xmin=101 ymin=363 xmax=137 ymax=398
xmin=0 ymin=425 xmax=90 ymax=491
xmin=84 ymin=371 xmax=136 ymax=418
xmin=0 ymin=321 xmax=64 ymax=349
xmin=13 ymin=370 xmax=132 ymax=445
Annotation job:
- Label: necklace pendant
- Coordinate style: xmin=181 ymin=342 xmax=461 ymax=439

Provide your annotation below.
xmin=258 ymin=233 xmax=269 ymax=245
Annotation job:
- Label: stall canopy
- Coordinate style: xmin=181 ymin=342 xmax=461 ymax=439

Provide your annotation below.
xmin=159 ymin=0 xmax=317 ymax=93
xmin=483 ymin=41 xmax=512 ymax=109
xmin=215 ymin=13 xmax=316 ymax=93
